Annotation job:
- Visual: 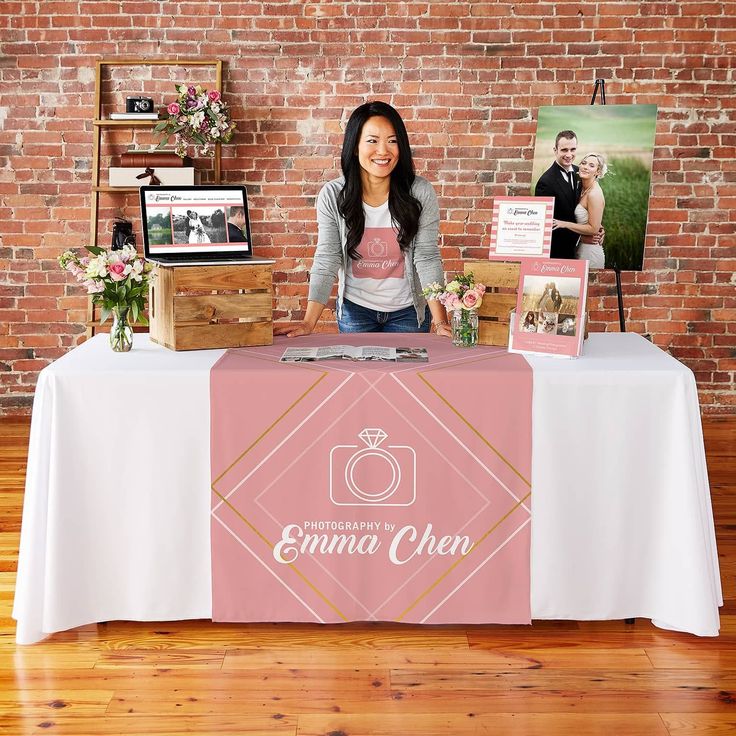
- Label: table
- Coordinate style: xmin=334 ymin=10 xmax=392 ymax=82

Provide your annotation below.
xmin=13 ymin=333 xmax=722 ymax=644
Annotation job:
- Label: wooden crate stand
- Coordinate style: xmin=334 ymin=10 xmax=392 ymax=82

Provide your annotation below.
xmin=149 ymin=262 xmax=273 ymax=350
xmin=464 ymin=261 xmax=520 ymax=346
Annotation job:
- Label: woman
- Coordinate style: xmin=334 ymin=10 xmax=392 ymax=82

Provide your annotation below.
xmin=537 ymin=282 xmax=562 ymax=313
xmin=552 ymin=153 xmax=607 ymax=269
xmin=188 ymin=211 xmax=210 ymax=244
xmin=275 ymin=101 xmax=451 ymax=337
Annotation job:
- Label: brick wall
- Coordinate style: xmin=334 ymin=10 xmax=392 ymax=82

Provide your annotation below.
xmin=1 ymin=0 xmax=734 ymax=414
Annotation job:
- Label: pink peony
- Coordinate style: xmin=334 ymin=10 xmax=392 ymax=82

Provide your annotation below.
xmin=108 ymin=262 xmax=127 ymax=281
xmin=208 ymin=90 xmax=221 ymax=102
xmin=167 ymin=102 xmax=180 ymax=115
xmin=461 ymin=289 xmax=481 ymax=309
xmin=444 ymin=293 xmax=462 ymax=312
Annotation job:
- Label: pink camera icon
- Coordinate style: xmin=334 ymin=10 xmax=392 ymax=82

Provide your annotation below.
xmin=366 ymin=237 xmax=388 ymax=258
xmin=329 ymin=428 xmax=416 ymax=507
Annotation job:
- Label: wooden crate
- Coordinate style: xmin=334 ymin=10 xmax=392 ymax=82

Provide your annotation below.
xmin=464 ymin=261 xmax=520 ymax=346
xmin=149 ymin=262 xmax=273 ymax=350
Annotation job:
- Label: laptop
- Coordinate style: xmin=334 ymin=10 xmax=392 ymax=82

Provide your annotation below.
xmin=140 ymin=184 xmax=267 ymax=265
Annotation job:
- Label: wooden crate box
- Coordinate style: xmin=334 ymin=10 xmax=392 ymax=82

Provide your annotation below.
xmin=464 ymin=261 xmax=520 ymax=347
xmin=149 ymin=262 xmax=274 ymax=351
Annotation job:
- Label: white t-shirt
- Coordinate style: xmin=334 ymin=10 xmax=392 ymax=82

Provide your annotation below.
xmin=343 ymin=200 xmax=413 ymax=312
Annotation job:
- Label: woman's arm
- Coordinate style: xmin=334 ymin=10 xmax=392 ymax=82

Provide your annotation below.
xmin=411 ymin=178 xmax=443 ymax=286
xmin=274 ymin=181 xmax=343 ymax=337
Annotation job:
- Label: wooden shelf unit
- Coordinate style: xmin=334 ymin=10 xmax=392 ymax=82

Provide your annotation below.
xmin=87 ymin=58 xmax=224 ymax=336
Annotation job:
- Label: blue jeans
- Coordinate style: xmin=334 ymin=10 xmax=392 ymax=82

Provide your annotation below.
xmin=338 ymin=298 xmax=431 ymax=333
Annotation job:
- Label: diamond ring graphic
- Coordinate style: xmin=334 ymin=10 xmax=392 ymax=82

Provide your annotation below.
xmin=330 ymin=428 xmax=416 ymax=507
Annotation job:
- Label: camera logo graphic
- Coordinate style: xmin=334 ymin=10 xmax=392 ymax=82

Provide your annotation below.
xmin=367 ymin=237 xmax=388 ymax=258
xmin=330 ymin=428 xmax=416 ymax=507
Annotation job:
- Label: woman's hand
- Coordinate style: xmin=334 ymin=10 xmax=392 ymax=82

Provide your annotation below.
xmin=273 ymin=321 xmax=315 ymax=338
xmin=432 ymin=321 xmax=453 ymax=338
xmin=552 ymin=219 xmax=567 ymax=230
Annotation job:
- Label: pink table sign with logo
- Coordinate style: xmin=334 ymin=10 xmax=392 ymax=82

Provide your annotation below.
xmin=210 ymin=335 xmax=533 ymax=625
xmin=489 ymin=196 xmax=554 ymax=260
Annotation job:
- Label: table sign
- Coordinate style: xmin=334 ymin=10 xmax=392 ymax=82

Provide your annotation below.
xmin=210 ymin=339 xmax=534 ymax=625
xmin=509 ymin=258 xmax=589 ymax=358
xmin=489 ymin=196 xmax=554 ymax=259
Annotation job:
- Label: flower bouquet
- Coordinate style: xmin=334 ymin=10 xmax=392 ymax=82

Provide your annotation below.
xmin=155 ymin=84 xmax=236 ymax=158
xmin=59 ymin=245 xmax=153 ymax=352
xmin=423 ymin=272 xmax=486 ymax=347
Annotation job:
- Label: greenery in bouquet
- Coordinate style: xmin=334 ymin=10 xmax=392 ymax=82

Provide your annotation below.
xmin=155 ymin=84 xmax=236 ymax=158
xmin=422 ymin=272 xmax=486 ymax=312
xmin=58 ymin=244 xmax=153 ymax=326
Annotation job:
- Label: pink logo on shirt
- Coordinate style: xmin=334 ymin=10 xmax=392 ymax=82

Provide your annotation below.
xmin=352 ymin=227 xmax=405 ymax=280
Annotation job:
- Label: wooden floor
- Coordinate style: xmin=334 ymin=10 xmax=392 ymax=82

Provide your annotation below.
xmin=0 ymin=417 xmax=734 ymax=736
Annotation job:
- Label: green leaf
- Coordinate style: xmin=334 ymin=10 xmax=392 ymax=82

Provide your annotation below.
xmin=130 ymin=301 xmax=139 ymax=324
xmin=100 ymin=306 xmax=111 ymax=324
xmin=137 ymin=313 xmax=149 ymax=326
xmin=86 ymin=245 xmax=104 ymax=256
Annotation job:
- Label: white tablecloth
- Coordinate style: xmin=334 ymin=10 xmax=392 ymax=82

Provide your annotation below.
xmin=13 ymin=333 xmax=721 ymax=644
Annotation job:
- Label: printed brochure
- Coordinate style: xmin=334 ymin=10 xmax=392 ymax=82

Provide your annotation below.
xmin=280 ymin=346 xmax=428 ymax=363
xmin=509 ymin=258 xmax=589 ymax=358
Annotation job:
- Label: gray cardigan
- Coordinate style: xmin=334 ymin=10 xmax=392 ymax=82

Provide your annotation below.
xmin=308 ymin=175 xmax=444 ymax=326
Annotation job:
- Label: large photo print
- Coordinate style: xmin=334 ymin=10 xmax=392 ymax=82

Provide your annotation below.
xmin=531 ymin=104 xmax=657 ymax=271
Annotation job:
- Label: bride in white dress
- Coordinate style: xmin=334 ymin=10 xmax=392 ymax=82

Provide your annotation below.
xmin=552 ymin=153 xmax=607 ymax=269
xmin=188 ymin=212 xmax=211 ymax=244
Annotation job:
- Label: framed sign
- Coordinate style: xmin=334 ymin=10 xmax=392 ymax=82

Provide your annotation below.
xmin=489 ymin=196 xmax=554 ymax=260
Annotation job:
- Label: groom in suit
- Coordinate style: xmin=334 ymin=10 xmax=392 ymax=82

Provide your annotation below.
xmin=534 ymin=130 xmax=581 ymax=259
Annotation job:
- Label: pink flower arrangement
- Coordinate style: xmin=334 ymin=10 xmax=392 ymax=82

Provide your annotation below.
xmin=155 ymin=83 xmax=236 ymax=158
xmin=58 ymin=244 xmax=153 ymax=326
xmin=422 ymin=272 xmax=486 ymax=313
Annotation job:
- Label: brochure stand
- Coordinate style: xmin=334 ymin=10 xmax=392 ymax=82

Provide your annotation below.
xmin=591 ymin=78 xmax=627 ymax=333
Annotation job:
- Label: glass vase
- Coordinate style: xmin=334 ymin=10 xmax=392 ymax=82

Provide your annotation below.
xmin=451 ymin=309 xmax=479 ymax=348
xmin=109 ymin=306 xmax=133 ymax=352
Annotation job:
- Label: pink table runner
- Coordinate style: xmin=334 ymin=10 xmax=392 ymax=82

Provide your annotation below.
xmin=210 ymin=334 xmax=533 ymax=624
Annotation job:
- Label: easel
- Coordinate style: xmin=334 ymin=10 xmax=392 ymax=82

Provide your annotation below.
xmin=591 ymin=78 xmax=626 ymax=332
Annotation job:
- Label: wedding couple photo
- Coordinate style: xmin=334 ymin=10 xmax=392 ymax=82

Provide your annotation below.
xmin=531 ymin=104 xmax=657 ymax=271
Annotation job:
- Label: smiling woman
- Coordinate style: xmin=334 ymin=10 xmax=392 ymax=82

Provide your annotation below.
xmin=274 ymin=100 xmax=452 ymax=337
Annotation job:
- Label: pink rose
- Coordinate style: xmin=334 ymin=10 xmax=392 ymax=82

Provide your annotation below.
xmin=476 ymin=283 xmax=486 ymax=295
xmin=167 ymin=102 xmax=180 ymax=115
xmin=208 ymin=90 xmax=221 ymax=102
xmin=108 ymin=262 xmax=127 ymax=282
xmin=461 ymin=289 xmax=481 ymax=309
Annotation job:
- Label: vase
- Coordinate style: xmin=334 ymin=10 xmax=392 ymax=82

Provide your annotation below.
xmin=109 ymin=306 xmax=133 ymax=352
xmin=451 ymin=309 xmax=479 ymax=347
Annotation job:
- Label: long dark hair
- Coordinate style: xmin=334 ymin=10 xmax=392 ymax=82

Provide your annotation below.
xmin=337 ymin=101 xmax=422 ymax=260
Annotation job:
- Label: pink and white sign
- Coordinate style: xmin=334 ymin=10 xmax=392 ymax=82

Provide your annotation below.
xmin=490 ymin=196 xmax=554 ymax=260
xmin=210 ymin=334 xmax=533 ymax=625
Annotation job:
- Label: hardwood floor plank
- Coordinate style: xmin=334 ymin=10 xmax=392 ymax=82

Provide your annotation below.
xmin=661 ymin=713 xmax=736 ymax=735
xmin=294 ymin=712 xmax=670 ymax=736
xmin=0 ymin=714 xmax=297 ymax=736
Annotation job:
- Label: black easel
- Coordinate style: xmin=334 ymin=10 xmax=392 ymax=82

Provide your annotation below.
xmin=590 ymin=78 xmax=626 ymax=333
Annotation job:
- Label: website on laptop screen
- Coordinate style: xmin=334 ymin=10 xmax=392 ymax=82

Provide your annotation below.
xmin=141 ymin=186 xmax=252 ymax=257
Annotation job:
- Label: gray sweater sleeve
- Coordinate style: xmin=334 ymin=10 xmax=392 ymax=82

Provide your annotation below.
xmin=410 ymin=177 xmax=444 ymax=288
xmin=308 ymin=179 xmax=345 ymax=305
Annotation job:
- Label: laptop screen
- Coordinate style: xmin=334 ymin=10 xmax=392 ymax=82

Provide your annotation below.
xmin=139 ymin=185 xmax=252 ymax=261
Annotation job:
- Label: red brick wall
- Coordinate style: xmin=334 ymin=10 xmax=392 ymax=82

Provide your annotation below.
xmin=1 ymin=0 xmax=734 ymax=414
